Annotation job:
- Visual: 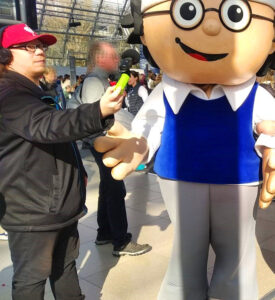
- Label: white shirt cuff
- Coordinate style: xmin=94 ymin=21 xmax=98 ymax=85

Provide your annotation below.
xmin=255 ymin=134 xmax=275 ymax=157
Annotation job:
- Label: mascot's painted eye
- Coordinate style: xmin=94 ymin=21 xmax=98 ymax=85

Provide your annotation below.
xmin=220 ymin=0 xmax=251 ymax=31
xmin=172 ymin=0 xmax=203 ymax=29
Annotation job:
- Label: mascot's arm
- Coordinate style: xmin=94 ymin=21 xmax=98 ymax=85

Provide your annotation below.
xmin=94 ymin=84 xmax=165 ymax=180
xmin=255 ymin=121 xmax=275 ymax=209
xmin=94 ymin=121 xmax=149 ymax=180
xmin=259 ymin=147 xmax=275 ymax=209
xmin=253 ymin=86 xmax=275 ymax=209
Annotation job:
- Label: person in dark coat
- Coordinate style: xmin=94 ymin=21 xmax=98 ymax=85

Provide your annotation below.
xmin=0 ymin=23 xmax=123 ymax=300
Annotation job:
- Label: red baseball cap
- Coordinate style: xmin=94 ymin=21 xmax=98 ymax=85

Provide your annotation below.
xmin=1 ymin=23 xmax=57 ymax=48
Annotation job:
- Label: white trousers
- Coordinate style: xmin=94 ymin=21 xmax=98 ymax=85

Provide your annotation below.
xmin=158 ymin=180 xmax=259 ymax=300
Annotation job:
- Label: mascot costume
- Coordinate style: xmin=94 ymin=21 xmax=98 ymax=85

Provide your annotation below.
xmin=94 ymin=0 xmax=275 ymax=299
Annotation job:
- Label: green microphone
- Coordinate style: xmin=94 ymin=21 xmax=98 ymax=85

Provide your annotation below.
xmin=114 ymin=49 xmax=140 ymax=94
xmin=115 ymin=73 xmax=130 ymax=94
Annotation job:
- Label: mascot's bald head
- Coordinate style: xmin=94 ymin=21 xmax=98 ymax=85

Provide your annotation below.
xmin=141 ymin=0 xmax=275 ymax=12
xmin=121 ymin=0 xmax=275 ymax=76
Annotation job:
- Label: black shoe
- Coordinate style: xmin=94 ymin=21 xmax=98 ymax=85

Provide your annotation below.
xmin=95 ymin=238 xmax=112 ymax=245
xmin=95 ymin=234 xmax=112 ymax=245
xmin=112 ymin=241 xmax=152 ymax=257
xmin=95 ymin=232 xmax=132 ymax=246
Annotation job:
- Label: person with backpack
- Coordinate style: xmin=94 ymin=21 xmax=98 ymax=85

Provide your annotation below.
xmin=0 ymin=23 xmax=123 ymax=300
xmin=72 ymin=41 xmax=152 ymax=257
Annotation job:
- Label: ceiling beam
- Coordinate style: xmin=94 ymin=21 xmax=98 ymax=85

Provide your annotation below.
xmin=38 ymin=0 xmax=47 ymax=32
xmin=36 ymin=1 xmax=121 ymax=17
xmin=61 ymin=0 xmax=77 ymax=59
xmin=90 ymin=0 xmax=104 ymax=39
xmin=36 ymin=9 xmax=119 ymax=25
xmin=113 ymin=0 xmax=128 ymax=38
xmin=39 ymin=29 xmax=125 ymax=40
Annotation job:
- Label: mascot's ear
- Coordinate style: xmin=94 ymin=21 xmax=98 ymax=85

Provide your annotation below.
xmin=143 ymin=45 xmax=160 ymax=69
xmin=257 ymin=52 xmax=275 ymax=77
xmin=121 ymin=13 xmax=134 ymax=28
xmin=120 ymin=0 xmax=159 ymax=68
xmin=121 ymin=0 xmax=143 ymax=44
xmin=127 ymin=31 xmax=142 ymax=44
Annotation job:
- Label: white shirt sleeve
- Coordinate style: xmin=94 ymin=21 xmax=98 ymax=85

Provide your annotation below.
xmin=138 ymin=85 xmax=149 ymax=102
xmin=253 ymin=85 xmax=275 ymax=156
xmin=131 ymin=83 xmax=165 ymax=162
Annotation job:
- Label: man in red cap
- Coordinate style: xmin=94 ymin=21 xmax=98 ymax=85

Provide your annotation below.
xmin=0 ymin=23 xmax=123 ymax=300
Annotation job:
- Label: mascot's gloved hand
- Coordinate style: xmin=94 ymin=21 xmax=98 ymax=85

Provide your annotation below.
xmin=256 ymin=121 xmax=275 ymax=209
xmin=94 ymin=121 xmax=149 ymax=180
xmin=260 ymin=148 xmax=275 ymax=209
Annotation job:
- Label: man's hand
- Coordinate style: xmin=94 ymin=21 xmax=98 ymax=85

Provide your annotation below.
xmin=94 ymin=121 xmax=149 ymax=180
xmin=100 ymin=86 xmax=124 ymax=118
xmin=260 ymin=147 xmax=275 ymax=209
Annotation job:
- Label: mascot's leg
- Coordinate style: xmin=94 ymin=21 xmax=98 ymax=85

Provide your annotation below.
xmin=208 ymin=184 xmax=259 ymax=300
xmin=157 ymin=179 xmax=210 ymax=300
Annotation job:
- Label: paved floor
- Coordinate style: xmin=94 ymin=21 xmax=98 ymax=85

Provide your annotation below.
xmin=0 ymin=155 xmax=275 ymax=300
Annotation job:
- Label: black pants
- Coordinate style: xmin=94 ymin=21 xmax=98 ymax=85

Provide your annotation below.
xmin=90 ymin=147 xmax=128 ymax=248
xmin=8 ymin=222 xmax=84 ymax=300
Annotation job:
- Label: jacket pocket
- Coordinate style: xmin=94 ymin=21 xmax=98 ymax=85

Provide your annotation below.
xmin=49 ymin=174 xmax=62 ymax=213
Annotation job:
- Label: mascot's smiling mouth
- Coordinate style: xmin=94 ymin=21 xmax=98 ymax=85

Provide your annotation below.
xmin=175 ymin=37 xmax=228 ymax=62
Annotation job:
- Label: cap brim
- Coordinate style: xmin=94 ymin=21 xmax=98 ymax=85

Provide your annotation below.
xmin=20 ymin=33 xmax=57 ymax=46
xmin=36 ymin=34 xmax=57 ymax=46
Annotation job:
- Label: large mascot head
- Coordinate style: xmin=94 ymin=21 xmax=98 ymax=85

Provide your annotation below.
xmin=122 ymin=0 xmax=275 ymax=85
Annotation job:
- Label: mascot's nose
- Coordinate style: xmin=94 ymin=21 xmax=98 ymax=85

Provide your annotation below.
xmin=202 ymin=17 xmax=221 ymax=36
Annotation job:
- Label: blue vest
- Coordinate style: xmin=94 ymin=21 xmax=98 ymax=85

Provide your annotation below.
xmin=127 ymin=83 xmax=144 ymax=116
xmin=154 ymin=83 xmax=262 ymax=184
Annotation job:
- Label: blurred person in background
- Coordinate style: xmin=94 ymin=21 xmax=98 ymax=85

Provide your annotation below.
xmin=125 ymin=70 xmax=148 ymax=116
xmin=39 ymin=66 xmax=58 ymax=98
xmin=139 ymin=72 xmax=148 ymax=88
xmin=257 ymin=70 xmax=275 ymax=97
xmin=147 ymin=70 xmax=156 ymax=92
xmin=40 ymin=66 xmax=67 ymax=108
xmin=80 ymin=41 xmax=152 ymax=256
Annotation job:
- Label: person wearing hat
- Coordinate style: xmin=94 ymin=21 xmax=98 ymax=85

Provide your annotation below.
xmin=0 ymin=23 xmax=123 ymax=300
xmin=94 ymin=0 xmax=275 ymax=299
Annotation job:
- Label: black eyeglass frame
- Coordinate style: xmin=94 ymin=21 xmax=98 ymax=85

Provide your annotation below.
xmin=142 ymin=0 xmax=275 ymax=32
xmin=9 ymin=43 xmax=49 ymax=53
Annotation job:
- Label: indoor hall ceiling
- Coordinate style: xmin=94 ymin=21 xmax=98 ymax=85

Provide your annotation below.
xmin=36 ymin=0 xmax=132 ymax=66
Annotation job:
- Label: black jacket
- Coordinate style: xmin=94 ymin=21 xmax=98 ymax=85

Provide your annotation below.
xmin=0 ymin=71 xmax=114 ymax=231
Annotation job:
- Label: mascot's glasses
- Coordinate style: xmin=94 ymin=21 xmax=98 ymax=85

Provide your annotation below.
xmin=142 ymin=0 xmax=275 ymax=32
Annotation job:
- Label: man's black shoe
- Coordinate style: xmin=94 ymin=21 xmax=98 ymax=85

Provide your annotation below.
xmin=95 ymin=237 xmax=112 ymax=245
xmin=95 ymin=233 xmax=112 ymax=245
xmin=95 ymin=232 xmax=132 ymax=246
xmin=112 ymin=241 xmax=152 ymax=257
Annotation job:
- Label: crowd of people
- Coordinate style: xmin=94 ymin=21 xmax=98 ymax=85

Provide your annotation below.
xmin=41 ymin=67 xmax=162 ymax=114
xmin=28 ymin=63 xmax=163 ymax=119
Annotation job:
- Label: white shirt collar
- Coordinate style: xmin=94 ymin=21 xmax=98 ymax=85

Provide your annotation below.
xmin=162 ymin=74 xmax=256 ymax=114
